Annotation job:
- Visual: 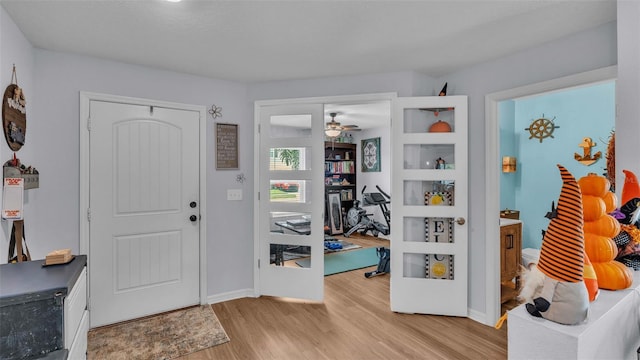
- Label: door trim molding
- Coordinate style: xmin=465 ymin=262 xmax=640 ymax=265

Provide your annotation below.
xmin=253 ymin=92 xmax=397 ymax=296
xmin=483 ymin=65 xmax=617 ymax=326
xmin=79 ymin=91 xmax=208 ymax=307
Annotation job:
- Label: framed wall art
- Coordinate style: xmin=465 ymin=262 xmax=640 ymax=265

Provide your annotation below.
xmin=327 ymin=192 xmax=344 ymax=234
xmin=361 ymin=137 xmax=380 ymax=172
xmin=216 ymin=123 xmax=238 ymax=169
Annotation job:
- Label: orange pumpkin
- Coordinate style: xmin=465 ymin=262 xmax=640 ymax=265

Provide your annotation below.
xmin=582 ymin=195 xmax=606 ymax=222
xmin=428 ymin=120 xmax=451 ymax=133
xmin=602 ymin=191 xmax=618 ymax=213
xmin=583 ymin=215 xmax=621 ymax=239
xmin=583 ymin=233 xmax=618 ymax=263
xmin=578 ymin=173 xmax=610 ymax=198
xmin=592 ymin=261 xmax=634 ymax=290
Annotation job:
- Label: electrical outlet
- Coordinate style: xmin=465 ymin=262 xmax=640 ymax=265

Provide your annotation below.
xmin=227 ymin=189 xmax=243 ymax=201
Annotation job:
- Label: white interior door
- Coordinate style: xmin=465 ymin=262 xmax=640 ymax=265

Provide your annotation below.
xmin=89 ymin=100 xmax=201 ymax=327
xmin=256 ymin=103 xmax=324 ymax=300
xmin=390 ymin=96 xmax=469 ymax=316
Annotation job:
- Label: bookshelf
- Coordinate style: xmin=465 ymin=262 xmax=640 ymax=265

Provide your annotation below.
xmin=325 ymin=142 xmax=357 ymax=231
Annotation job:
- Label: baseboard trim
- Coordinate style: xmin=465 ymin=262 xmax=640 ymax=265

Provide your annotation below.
xmin=468 ymin=308 xmax=488 ymax=326
xmin=207 ymin=288 xmax=255 ymax=304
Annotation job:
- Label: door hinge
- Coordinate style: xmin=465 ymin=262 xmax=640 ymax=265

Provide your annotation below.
xmin=258 ymin=259 xmax=260 ymax=268
xmin=258 ymin=124 xmax=261 ymax=133
xmin=87 ymin=116 xmax=91 ymax=131
xmin=258 ymin=191 xmax=260 ymax=201
xmin=87 ymin=208 xmax=91 ymax=222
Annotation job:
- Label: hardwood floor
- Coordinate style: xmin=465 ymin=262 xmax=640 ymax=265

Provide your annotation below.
xmin=179 ymin=234 xmax=508 ymax=359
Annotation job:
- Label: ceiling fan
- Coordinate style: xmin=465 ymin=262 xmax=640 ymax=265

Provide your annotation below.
xmin=324 ymin=112 xmax=361 ymax=138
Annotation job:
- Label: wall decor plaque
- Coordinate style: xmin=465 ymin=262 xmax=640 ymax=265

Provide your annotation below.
xmin=216 ymin=123 xmax=238 ymax=169
xmin=2 ymin=66 xmax=27 ymax=151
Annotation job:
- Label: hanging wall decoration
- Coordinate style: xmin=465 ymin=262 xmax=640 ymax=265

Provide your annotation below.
xmin=2 ymin=65 xmax=27 ymax=151
xmin=525 ymin=114 xmax=559 ymax=143
xmin=208 ymin=104 xmax=223 ymax=119
xmin=574 ymin=137 xmax=602 ymax=166
xmin=361 ymin=137 xmax=381 ymax=172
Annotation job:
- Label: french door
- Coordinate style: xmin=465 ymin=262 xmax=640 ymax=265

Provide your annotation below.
xmin=256 ymin=103 xmax=325 ymax=300
xmin=390 ymin=96 xmax=469 ymax=315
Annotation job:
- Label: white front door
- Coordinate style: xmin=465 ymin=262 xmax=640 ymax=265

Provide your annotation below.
xmin=255 ymin=103 xmax=324 ymax=300
xmin=390 ymin=96 xmax=469 ymax=315
xmin=88 ymin=100 xmax=202 ymax=327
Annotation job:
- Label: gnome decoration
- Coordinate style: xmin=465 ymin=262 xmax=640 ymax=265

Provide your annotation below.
xmin=612 ymin=169 xmax=640 ymax=270
xmin=525 ymin=165 xmax=589 ymax=325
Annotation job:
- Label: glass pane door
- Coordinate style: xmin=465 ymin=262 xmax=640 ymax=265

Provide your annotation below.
xmin=257 ymin=104 xmax=324 ymax=301
xmin=391 ymin=96 xmax=468 ymax=316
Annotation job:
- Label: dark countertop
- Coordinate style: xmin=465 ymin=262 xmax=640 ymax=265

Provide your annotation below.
xmin=0 ymin=255 xmax=87 ymax=307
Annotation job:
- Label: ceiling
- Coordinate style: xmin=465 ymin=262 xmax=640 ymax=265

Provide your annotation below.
xmin=1 ymin=0 xmax=616 ymax=129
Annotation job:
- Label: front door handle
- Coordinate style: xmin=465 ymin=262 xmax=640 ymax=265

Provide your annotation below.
xmin=190 ymin=215 xmax=198 ymax=222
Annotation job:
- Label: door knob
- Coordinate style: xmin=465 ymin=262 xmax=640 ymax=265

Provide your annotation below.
xmin=189 ymin=215 xmax=198 ymax=222
xmin=190 ymin=201 xmax=197 ymax=208
xmin=456 ymin=217 xmax=466 ymax=225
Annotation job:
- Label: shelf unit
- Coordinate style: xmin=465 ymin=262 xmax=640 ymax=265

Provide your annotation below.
xmin=325 ymin=142 xmax=357 ymax=228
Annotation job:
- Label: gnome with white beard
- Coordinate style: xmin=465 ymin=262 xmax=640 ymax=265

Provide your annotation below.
xmin=524 ymin=165 xmax=589 ymax=325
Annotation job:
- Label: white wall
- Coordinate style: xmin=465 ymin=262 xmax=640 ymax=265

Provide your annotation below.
xmin=616 ymin=0 xmax=640 ymax=192
xmin=353 ymin=125 xmax=391 ymax=235
xmin=0 ymin=7 xmax=35 ymax=262
xmin=3 ymin=4 xmax=633 ymax=320
xmin=31 ymin=50 xmax=252 ymax=295
xmin=437 ymin=20 xmax=617 ymax=313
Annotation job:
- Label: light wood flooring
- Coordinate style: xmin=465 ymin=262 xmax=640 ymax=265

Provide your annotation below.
xmin=179 ymin=234 xmax=509 ymax=359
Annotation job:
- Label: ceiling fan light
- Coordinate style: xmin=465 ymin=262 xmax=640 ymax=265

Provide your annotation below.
xmin=325 ymin=129 xmax=341 ymax=137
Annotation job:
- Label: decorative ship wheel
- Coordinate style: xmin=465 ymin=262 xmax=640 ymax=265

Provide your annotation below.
xmin=525 ymin=115 xmax=559 ymax=143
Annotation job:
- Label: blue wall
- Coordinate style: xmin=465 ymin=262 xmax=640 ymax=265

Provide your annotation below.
xmin=499 ymin=100 xmax=517 ymax=210
xmin=500 ymin=81 xmax=615 ymax=249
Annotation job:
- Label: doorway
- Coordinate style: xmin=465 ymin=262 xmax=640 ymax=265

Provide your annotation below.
xmin=255 ymin=93 xmax=471 ymax=318
xmin=79 ymin=92 xmax=208 ymax=327
xmin=484 ymin=65 xmax=617 ymax=325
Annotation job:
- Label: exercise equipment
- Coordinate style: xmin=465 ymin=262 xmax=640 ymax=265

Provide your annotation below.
xmin=344 ymin=185 xmax=390 ymax=237
xmin=365 ymin=247 xmax=390 ymax=278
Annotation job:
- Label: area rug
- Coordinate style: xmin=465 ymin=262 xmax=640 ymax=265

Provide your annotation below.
xmin=295 ymin=246 xmax=379 ymax=276
xmin=87 ymin=305 xmax=230 ymax=360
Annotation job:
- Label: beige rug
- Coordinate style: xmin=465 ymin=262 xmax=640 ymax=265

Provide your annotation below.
xmin=87 ymin=305 xmax=230 ymax=360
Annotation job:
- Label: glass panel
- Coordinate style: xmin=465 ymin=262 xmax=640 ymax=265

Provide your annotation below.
xmin=403 ymin=144 xmax=455 ymax=169
xmin=403 ymin=108 xmax=455 ymax=134
xmin=270 ymin=180 xmax=311 ymax=204
xmin=270 ymin=114 xmax=312 ymax=139
xmin=270 ymin=147 xmax=311 ymax=171
xmin=403 ymin=180 xmax=455 ymax=206
xmin=403 ymin=252 xmax=455 ymax=279
xmin=270 ymin=211 xmax=312 ymax=235
xmin=403 ymin=217 xmax=455 ymax=243
xmin=269 ymin=242 xmax=311 ymax=267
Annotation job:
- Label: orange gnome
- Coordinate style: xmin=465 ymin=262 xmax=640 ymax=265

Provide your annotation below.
xmin=578 ymin=173 xmax=633 ymax=290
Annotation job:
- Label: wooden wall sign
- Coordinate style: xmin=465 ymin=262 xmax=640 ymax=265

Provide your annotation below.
xmin=216 ymin=123 xmax=238 ymax=169
xmin=2 ymin=66 xmax=26 ymax=151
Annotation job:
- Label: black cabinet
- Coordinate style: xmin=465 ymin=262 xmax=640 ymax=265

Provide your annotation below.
xmin=0 ymin=255 xmax=87 ymax=359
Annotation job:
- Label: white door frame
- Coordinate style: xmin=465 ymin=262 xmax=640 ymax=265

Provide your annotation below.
xmin=79 ymin=91 xmax=209 ymax=309
xmin=483 ymin=65 xmax=617 ymax=326
xmin=253 ymin=92 xmax=397 ymax=296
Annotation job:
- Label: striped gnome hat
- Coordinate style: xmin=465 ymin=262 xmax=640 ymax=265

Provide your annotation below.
xmin=537 ymin=165 xmax=585 ymax=282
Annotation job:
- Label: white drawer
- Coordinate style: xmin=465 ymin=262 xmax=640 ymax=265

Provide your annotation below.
xmin=64 ymin=267 xmax=87 ymax=347
xmin=68 ymin=309 xmax=89 ymax=360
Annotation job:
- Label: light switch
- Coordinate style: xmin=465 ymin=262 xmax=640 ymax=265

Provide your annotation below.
xmin=227 ymin=189 xmax=243 ymax=201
